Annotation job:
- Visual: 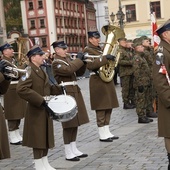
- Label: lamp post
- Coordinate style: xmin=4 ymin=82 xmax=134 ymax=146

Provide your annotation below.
xmin=110 ymin=0 xmax=132 ymax=30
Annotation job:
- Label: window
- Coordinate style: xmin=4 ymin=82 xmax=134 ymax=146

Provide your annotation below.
xmin=40 ymin=19 xmax=45 ymax=28
xmin=125 ymin=4 xmax=136 ymax=22
xmin=104 ymin=6 xmax=109 ymax=20
xmin=41 ymin=37 xmax=47 ymax=47
xmin=38 ymin=1 xmax=43 ymax=9
xmin=30 ymin=20 xmax=36 ymax=29
xmin=150 ymin=1 xmax=161 ymax=18
xmin=28 ymin=2 xmax=33 ymax=10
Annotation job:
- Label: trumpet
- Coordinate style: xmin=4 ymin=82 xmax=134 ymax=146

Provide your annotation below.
xmin=2 ymin=59 xmax=31 ymax=80
xmin=67 ymin=52 xmax=103 ymax=62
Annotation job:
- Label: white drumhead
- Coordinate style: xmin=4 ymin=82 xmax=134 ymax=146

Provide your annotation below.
xmin=48 ymin=95 xmax=77 ymax=114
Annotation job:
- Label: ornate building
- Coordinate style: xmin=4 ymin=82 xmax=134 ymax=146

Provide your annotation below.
xmin=107 ymin=0 xmax=170 ymax=40
xmin=20 ymin=0 xmax=96 ymax=52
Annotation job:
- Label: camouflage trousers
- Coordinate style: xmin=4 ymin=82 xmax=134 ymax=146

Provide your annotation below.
xmin=135 ymin=86 xmax=149 ymax=117
xmin=121 ymin=75 xmax=135 ymax=104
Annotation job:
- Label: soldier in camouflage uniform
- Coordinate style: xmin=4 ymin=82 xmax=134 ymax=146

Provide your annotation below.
xmin=118 ymin=38 xmax=135 ymax=109
xmin=132 ymin=38 xmax=153 ymax=123
xmin=140 ymin=36 xmax=157 ymax=118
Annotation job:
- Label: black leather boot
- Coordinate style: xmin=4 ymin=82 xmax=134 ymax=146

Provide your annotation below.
xmin=167 ymin=153 xmax=170 ymax=170
xmin=123 ymin=103 xmax=134 ymax=109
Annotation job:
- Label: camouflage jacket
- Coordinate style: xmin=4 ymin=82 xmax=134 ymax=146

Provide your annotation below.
xmin=133 ymin=52 xmax=151 ymax=88
xmin=119 ymin=46 xmax=134 ymax=77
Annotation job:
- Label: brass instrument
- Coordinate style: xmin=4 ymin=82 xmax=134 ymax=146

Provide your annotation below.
xmin=99 ymin=24 xmax=125 ymax=82
xmin=10 ymin=37 xmax=29 ymax=66
xmin=66 ymin=52 xmax=102 ymax=62
xmin=2 ymin=59 xmax=31 ymax=80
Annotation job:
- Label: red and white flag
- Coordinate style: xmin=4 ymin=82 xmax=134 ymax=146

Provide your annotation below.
xmin=150 ymin=11 xmax=160 ymax=48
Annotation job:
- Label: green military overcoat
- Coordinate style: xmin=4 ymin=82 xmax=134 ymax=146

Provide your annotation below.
xmin=52 ymin=54 xmax=89 ymax=129
xmin=153 ymin=40 xmax=170 ymax=137
xmin=0 ymin=73 xmax=10 ymax=159
xmin=84 ymin=43 xmax=119 ymax=110
xmin=3 ymin=56 xmax=26 ymax=120
xmin=16 ymin=63 xmax=61 ymax=149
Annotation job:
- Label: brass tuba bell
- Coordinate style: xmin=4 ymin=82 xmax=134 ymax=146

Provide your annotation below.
xmin=99 ymin=24 xmax=125 ymax=82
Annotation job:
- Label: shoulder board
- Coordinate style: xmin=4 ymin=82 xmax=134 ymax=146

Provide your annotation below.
xmin=53 ymin=59 xmax=69 ymax=66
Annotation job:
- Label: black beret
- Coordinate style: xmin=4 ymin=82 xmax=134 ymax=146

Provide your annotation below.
xmin=26 ymin=46 xmax=45 ymax=58
xmin=51 ymin=40 xmax=68 ymax=49
xmin=88 ymin=31 xmax=100 ymax=38
xmin=0 ymin=43 xmax=13 ymax=52
xmin=156 ymin=19 xmax=170 ymax=36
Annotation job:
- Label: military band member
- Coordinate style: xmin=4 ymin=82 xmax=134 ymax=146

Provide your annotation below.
xmin=0 ymin=60 xmax=11 ymax=159
xmin=16 ymin=46 xmax=61 ymax=170
xmin=0 ymin=42 xmax=26 ymax=145
xmin=152 ymin=19 xmax=170 ymax=170
xmin=51 ymin=40 xmax=89 ymax=161
xmin=83 ymin=30 xmax=119 ymax=142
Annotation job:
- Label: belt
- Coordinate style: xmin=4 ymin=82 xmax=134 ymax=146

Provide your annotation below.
xmin=10 ymin=81 xmax=19 ymax=84
xmin=90 ymin=72 xmax=96 ymax=76
xmin=59 ymin=81 xmax=78 ymax=86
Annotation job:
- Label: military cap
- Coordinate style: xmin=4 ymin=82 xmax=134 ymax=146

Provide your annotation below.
xmin=140 ymin=35 xmax=149 ymax=41
xmin=132 ymin=38 xmax=143 ymax=48
xmin=118 ymin=37 xmax=127 ymax=42
xmin=126 ymin=39 xmax=133 ymax=43
xmin=0 ymin=42 xmax=13 ymax=52
xmin=26 ymin=46 xmax=45 ymax=58
xmin=88 ymin=30 xmax=100 ymax=38
xmin=156 ymin=19 xmax=170 ymax=36
xmin=51 ymin=39 xmax=68 ymax=49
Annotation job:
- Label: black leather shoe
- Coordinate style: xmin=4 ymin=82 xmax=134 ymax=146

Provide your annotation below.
xmin=99 ymin=138 xmax=113 ymax=142
xmin=66 ymin=157 xmax=80 ymax=161
xmin=148 ymin=118 xmax=153 ymax=122
xmin=146 ymin=112 xmax=158 ymax=118
xmin=123 ymin=103 xmax=135 ymax=109
xmin=138 ymin=117 xmax=150 ymax=124
xmin=111 ymin=136 xmax=119 ymax=140
xmin=78 ymin=154 xmax=88 ymax=158
xmin=10 ymin=141 xmax=22 ymax=145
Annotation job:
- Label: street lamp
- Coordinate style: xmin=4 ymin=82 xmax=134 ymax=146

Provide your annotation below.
xmin=110 ymin=0 xmax=132 ymax=30
xmin=110 ymin=12 xmax=115 ymax=23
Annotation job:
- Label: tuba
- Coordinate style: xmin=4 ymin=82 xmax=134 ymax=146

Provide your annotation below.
xmin=99 ymin=24 xmax=125 ymax=82
xmin=10 ymin=36 xmax=29 ymax=67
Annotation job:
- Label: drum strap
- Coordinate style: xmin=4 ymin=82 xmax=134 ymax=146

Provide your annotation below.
xmin=59 ymin=81 xmax=78 ymax=86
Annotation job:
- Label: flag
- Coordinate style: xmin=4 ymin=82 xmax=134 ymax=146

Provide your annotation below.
xmin=150 ymin=5 xmax=160 ymax=49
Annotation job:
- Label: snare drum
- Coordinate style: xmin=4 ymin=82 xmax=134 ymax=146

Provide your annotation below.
xmin=48 ymin=95 xmax=78 ymax=122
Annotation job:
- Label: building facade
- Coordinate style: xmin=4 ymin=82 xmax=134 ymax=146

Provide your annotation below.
xmin=107 ymin=0 xmax=170 ymax=41
xmin=0 ymin=0 xmax=6 ymax=45
xmin=90 ymin=0 xmax=109 ymax=42
xmin=20 ymin=0 xmax=96 ymax=53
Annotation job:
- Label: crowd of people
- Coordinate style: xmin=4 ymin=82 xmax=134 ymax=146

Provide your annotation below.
xmin=0 ymin=18 xmax=170 ymax=170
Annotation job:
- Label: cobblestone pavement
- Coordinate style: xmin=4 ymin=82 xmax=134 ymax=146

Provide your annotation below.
xmin=0 ymin=77 xmax=167 ymax=170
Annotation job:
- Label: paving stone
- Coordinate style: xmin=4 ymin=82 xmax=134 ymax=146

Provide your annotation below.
xmin=0 ymin=78 xmax=168 ymax=170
